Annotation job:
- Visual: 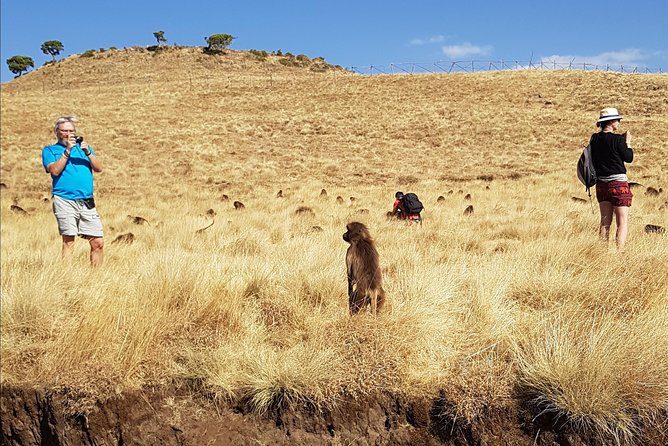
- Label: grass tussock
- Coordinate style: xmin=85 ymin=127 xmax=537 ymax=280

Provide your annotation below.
xmin=1 ymin=48 xmax=667 ymax=442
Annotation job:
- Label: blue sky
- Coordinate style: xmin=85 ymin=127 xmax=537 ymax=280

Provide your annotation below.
xmin=2 ymin=0 xmax=667 ymax=82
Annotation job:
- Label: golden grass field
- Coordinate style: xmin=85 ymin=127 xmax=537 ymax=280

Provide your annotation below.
xmin=1 ymin=46 xmax=667 ymax=443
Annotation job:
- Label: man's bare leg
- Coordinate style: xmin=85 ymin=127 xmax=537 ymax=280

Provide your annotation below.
xmin=62 ymin=235 xmax=75 ymax=263
xmin=88 ymin=237 xmax=104 ymax=267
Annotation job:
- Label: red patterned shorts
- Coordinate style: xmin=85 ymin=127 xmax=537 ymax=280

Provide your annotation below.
xmin=596 ymin=181 xmax=633 ymax=207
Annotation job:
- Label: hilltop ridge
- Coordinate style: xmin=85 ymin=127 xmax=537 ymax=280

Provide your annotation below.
xmin=2 ymin=45 xmax=345 ymax=89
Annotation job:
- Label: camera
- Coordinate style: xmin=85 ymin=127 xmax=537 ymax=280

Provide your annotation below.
xmin=75 ymin=136 xmax=84 ymax=144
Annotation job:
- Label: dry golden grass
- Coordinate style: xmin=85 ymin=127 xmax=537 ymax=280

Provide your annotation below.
xmin=1 ymin=47 xmax=667 ymax=443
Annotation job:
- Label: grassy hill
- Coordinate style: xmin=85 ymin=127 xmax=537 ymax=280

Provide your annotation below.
xmin=1 ymin=46 xmax=667 ymax=445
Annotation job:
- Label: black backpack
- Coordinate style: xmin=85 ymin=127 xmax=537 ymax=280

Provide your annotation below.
xmin=401 ymin=193 xmax=423 ymax=214
xmin=577 ymin=137 xmax=597 ymax=196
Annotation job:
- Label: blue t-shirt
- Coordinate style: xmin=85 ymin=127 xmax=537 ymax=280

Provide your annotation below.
xmin=42 ymin=143 xmax=96 ymax=200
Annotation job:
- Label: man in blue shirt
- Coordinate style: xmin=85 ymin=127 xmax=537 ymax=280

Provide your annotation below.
xmin=42 ymin=116 xmax=104 ymax=266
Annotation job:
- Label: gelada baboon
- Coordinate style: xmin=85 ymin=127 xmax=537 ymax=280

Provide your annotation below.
xmin=342 ymin=222 xmax=386 ymax=315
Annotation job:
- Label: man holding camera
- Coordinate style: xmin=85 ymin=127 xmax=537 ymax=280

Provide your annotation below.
xmin=42 ymin=116 xmax=104 ymax=266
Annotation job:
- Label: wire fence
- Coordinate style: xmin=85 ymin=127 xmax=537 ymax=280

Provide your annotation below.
xmin=347 ymin=60 xmax=665 ymax=75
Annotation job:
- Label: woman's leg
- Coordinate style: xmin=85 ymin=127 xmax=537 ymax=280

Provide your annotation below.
xmin=599 ymin=201 xmax=614 ymax=242
xmin=614 ymin=206 xmax=630 ymax=249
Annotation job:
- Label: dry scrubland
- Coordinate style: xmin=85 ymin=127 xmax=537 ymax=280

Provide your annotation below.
xmin=1 ymin=47 xmax=668 ymax=443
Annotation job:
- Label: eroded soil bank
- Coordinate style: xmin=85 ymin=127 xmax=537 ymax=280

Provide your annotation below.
xmin=1 ymin=386 xmax=666 ymax=446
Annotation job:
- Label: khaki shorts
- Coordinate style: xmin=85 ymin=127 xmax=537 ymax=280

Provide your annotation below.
xmin=52 ymin=195 xmax=104 ymax=238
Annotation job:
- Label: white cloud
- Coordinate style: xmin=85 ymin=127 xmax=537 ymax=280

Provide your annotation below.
xmin=540 ymin=49 xmax=651 ymax=67
xmin=441 ymin=42 xmax=493 ymax=59
xmin=409 ymin=35 xmax=446 ymax=46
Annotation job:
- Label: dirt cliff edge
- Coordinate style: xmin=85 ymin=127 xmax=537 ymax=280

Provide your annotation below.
xmin=2 ymin=385 xmax=666 ymax=445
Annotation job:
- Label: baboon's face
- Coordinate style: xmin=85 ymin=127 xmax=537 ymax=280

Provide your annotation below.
xmin=343 ymin=222 xmax=369 ymax=243
xmin=343 ymin=225 xmax=351 ymax=242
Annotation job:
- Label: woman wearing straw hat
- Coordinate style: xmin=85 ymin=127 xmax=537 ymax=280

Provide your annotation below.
xmin=590 ymin=107 xmax=634 ymax=249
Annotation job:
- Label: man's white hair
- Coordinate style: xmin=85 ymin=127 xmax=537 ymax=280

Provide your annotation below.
xmin=54 ymin=115 xmax=78 ymax=133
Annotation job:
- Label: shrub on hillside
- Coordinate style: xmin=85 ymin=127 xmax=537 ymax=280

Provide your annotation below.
xmin=147 ymin=45 xmax=169 ymax=53
xmin=279 ymin=58 xmax=300 ymax=67
xmin=249 ymin=49 xmax=268 ymax=60
xmin=80 ymin=50 xmax=96 ymax=58
xmin=204 ymin=33 xmax=235 ymax=54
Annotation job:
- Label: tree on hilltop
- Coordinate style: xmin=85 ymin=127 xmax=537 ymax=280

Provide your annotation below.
xmin=153 ymin=31 xmax=167 ymax=46
xmin=205 ymin=34 xmax=235 ymax=53
xmin=41 ymin=40 xmax=64 ymax=62
xmin=6 ymin=55 xmax=34 ymax=77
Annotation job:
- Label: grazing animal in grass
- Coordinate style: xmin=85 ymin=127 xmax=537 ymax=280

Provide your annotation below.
xmin=10 ymin=204 xmax=29 ymax=215
xmin=464 ymin=205 xmax=474 ymax=216
xmin=128 ymin=215 xmax=149 ymax=225
xmin=111 ymin=232 xmax=135 ymax=245
xmin=276 ymin=189 xmax=284 ymax=198
xmin=233 ymin=201 xmax=245 ymax=210
xmin=295 ymin=206 xmax=315 ymax=217
xmin=336 ymin=196 xmax=345 ymax=205
xmin=646 ymin=187 xmax=661 ymax=196
xmin=342 ymin=222 xmax=385 ymax=315
xmin=320 ymin=188 xmax=328 ymax=197
xmin=644 ymin=224 xmax=665 ymax=234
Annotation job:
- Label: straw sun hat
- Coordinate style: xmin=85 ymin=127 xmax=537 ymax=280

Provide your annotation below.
xmin=597 ymin=107 xmax=623 ymax=123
